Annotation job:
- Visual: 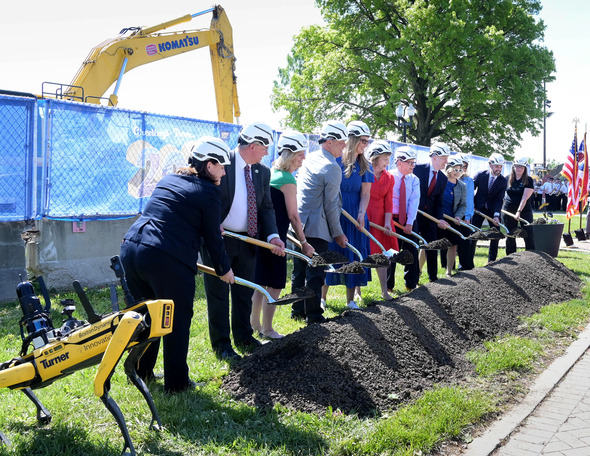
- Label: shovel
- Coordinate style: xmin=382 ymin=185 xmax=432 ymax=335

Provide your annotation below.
xmin=370 ymin=221 xmax=453 ymax=251
xmin=223 ymin=230 xmax=313 ymax=266
xmin=341 ymin=209 xmax=398 ymax=260
xmin=443 ymin=214 xmax=477 ymax=232
xmin=501 ymin=209 xmax=530 ymax=225
xmin=417 ymin=209 xmax=468 ymax=240
xmin=368 ymin=221 xmax=420 ymax=249
xmin=285 ymin=233 xmax=346 ymax=270
xmin=390 ymin=219 xmax=429 ymax=245
xmin=197 ymin=263 xmax=314 ymax=305
xmin=500 ymin=209 xmax=530 ymax=238
xmin=473 ymin=209 xmax=514 ymax=237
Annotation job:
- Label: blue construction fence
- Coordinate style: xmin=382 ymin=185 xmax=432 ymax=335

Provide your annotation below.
xmin=0 ymin=93 xmax=493 ymax=222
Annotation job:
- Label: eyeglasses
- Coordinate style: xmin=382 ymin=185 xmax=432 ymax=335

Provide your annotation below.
xmin=462 ymin=165 xmax=468 ymax=170
xmin=452 ymin=168 xmax=462 ymax=173
xmin=359 ymin=139 xmax=370 ymax=145
xmin=403 ymin=160 xmax=416 ymax=166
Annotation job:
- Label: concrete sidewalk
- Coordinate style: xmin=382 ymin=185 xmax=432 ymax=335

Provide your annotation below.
xmin=463 ymin=319 xmax=590 ymax=456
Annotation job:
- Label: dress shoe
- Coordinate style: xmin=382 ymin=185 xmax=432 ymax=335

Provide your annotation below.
xmin=216 ymin=347 xmax=242 ymax=363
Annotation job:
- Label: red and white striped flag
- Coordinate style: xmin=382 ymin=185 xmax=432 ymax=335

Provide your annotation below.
xmin=562 ymin=126 xmax=580 ymax=219
xmin=580 ymin=130 xmax=589 ymax=212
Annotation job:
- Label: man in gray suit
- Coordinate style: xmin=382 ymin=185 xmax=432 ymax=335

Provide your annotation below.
xmin=291 ymin=120 xmax=349 ymax=324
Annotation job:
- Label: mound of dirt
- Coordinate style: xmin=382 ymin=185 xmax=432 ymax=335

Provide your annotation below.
xmin=222 ymin=251 xmax=582 ymax=416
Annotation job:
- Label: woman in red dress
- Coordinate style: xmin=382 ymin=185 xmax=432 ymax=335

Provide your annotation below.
xmin=366 ymin=140 xmax=398 ymax=300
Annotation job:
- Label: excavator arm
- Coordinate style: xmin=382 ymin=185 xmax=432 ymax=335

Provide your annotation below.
xmin=57 ymin=5 xmax=240 ymax=123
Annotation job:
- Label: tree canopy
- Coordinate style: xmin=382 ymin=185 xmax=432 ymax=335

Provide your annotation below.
xmin=272 ymin=0 xmax=555 ymax=157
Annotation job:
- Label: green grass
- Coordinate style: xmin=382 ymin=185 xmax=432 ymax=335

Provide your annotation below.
xmin=0 ymin=244 xmax=588 ymax=455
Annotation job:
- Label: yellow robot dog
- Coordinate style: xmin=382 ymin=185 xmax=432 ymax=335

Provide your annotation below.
xmin=0 ymin=255 xmax=173 ymax=456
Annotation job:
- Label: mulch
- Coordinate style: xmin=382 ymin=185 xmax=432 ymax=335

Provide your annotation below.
xmin=222 ymin=251 xmax=582 ymax=417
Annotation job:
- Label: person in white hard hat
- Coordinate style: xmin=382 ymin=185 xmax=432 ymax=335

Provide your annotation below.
xmin=501 ymin=157 xmax=536 ymax=255
xmin=202 ymin=122 xmax=285 ymax=363
xmin=470 ymin=152 xmax=508 ymax=264
xmin=365 ymin=139 xmax=397 ymax=300
xmin=388 ymin=145 xmax=421 ymax=291
xmin=323 ymin=120 xmax=373 ymax=309
xmin=251 ymin=131 xmax=314 ymax=339
xmin=120 ymin=136 xmax=235 ymax=393
xmin=413 ymin=142 xmax=451 ymax=284
xmin=456 ymin=154 xmax=475 ymax=270
xmin=292 ymin=120 xmax=349 ymax=324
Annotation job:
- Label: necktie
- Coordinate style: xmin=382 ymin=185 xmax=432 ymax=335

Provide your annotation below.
xmin=427 ymin=170 xmax=437 ymax=197
xmin=488 ymin=176 xmax=495 ymax=192
xmin=245 ymin=165 xmax=257 ymax=237
xmin=399 ymin=176 xmax=407 ymax=225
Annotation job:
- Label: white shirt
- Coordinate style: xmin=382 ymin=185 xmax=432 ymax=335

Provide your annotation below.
xmin=391 ymin=168 xmax=420 ymax=225
xmin=222 ymin=151 xmax=250 ymax=233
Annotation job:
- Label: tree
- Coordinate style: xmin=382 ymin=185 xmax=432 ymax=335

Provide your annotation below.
xmin=272 ymin=0 xmax=555 ymax=157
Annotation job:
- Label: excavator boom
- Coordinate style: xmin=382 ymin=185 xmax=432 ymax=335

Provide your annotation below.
xmin=46 ymin=5 xmax=240 ymax=123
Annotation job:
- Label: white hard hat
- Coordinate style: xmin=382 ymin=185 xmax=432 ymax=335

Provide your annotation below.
xmin=458 ymin=154 xmax=470 ymax=164
xmin=430 ymin=142 xmax=451 ymax=157
xmin=488 ymin=153 xmax=506 ymax=166
xmin=445 ymin=157 xmax=463 ymax=170
xmin=239 ymin=122 xmax=274 ymax=146
xmin=394 ymin=146 xmax=417 ymax=162
xmin=277 ymin=131 xmax=308 ymax=154
xmin=347 ymin=120 xmax=371 ymax=137
xmin=190 ymin=136 xmax=231 ymax=166
xmin=366 ymin=140 xmax=392 ymax=161
xmin=514 ymin=157 xmax=528 ymax=167
xmin=319 ymin=120 xmax=348 ymax=141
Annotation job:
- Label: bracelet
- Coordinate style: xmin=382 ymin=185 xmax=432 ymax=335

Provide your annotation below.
xmin=359 ymin=210 xmax=365 ymax=214
xmin=301 ymin=240 xmax=309 ymax=245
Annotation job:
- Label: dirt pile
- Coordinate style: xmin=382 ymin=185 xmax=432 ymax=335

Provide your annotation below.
xmin=222 ymin=251 xmax=582 ymax=416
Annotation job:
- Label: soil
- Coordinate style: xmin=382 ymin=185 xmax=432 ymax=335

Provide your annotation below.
xmin=423 ymin=238 xmax=453 ymax=250
xmin=392 ymin=249 xmax=414 ymax=265
xmin=222 ymin=251 xmax=582 ymax=417
xmin=361 ymin=253 xmax=390 ymax=267
xmin=332 ymin=261 xmax=365 ymax=274
xmin=277 ymin=287 xmax=315 ymax=304
xmin=311 ymin=250 xmax=350 ymax=267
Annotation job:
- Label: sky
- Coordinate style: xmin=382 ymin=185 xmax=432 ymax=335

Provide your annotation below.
xmin=1 ymin=0 xmax=588 ymax=167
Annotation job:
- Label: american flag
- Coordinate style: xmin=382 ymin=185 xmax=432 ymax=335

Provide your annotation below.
xmin=562 ymin=127 xmax=579 ymax=219
xmin=580 ymin=131 xmax=589 ymax=212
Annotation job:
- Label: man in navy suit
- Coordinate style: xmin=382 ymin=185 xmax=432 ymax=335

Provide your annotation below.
xmin=470 ymin=153 xmax=508 ymax=264
xmin=413 ymin=143 xmax=451 ymax=284
xmin=202 ymin=122 xmax=285 ymax=362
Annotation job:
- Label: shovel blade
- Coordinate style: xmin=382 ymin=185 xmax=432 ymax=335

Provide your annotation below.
xmin=271 ymin=287 xmax=315 ymax=306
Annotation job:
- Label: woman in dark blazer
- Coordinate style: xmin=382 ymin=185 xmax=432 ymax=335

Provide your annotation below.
xmin=120 ymin=136 xmax=234 ymax=394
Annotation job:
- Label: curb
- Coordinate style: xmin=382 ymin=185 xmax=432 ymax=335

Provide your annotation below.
xmin=462 ymin=321 xmax=590 ymax=456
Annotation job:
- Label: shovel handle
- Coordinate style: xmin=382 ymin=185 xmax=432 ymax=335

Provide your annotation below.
xmin=474 ymin=210 xmax=511 ymax=234
xmin=368 ymin=222 xmax=420 ymax=249
xmin=224 ymin=230 xmax=312 ymax=265
xmin=417 ymin=209 xmax=467 ymax=240
xmin=196 ymin=263 xmax=276 ymax=303
xmin=442 ymin=214 xmax=476 ymax=232
xmin=501 ymin=209 xmax=530 ymax=225
xmin=341 ymin=209 xmax=387 ymax=253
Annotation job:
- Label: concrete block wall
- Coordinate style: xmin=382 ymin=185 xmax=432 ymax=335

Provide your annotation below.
xmin=0 ymin=218 xmax=137 ymax=303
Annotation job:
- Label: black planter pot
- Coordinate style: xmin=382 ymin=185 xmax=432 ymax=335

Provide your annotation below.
xmin=524 ymin=223 xmax=564 ymax=257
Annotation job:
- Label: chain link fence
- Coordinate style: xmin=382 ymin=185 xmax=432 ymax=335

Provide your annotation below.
xmin=1 ymin=94 xmax=493 ymax=222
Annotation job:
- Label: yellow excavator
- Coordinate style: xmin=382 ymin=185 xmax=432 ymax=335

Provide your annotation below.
xmin=41 ymin=5 xmax=240 ymax=124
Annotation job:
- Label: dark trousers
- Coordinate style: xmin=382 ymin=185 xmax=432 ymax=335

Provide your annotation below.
xmin=387 ymin=221 xmax=420 ymax=289
xmin=456 ymin=224 xmax=475 ymax=270
xmin=291 ymin=237 xmax=328 ymax=321
xmin=202 ymin=236 xmax=256 ymax=352
xmin=502 ymin=206 xmax=535 ymax=254
xmin=471 ymin=211 xmax=499 ymax=263
xmin=120 ymin=241 xmax=195 ymax=393
xmin=416 ymin=213 xmax=439 ymax=282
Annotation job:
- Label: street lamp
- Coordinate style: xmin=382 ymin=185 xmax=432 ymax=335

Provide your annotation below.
xmin=396 ymin=103 xmax=416 ymax=143
xmin=542 ymin=81 xmax=553 ymax=170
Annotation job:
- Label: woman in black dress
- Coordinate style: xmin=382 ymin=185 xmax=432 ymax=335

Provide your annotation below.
xmin=501 ymin=157 xmax=536 ymax=255
xmin=251 ymin=131 xmax=314 ymax=339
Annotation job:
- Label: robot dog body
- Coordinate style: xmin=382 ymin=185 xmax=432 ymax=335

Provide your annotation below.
xmin=0 ymin=256 xmax=174 ymax=455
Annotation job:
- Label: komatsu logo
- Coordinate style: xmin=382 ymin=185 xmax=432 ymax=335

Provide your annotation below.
xmin=158 ymin=36 xmax=199 ymax=53
xmin=40 ymin=352 xmax=70 ymax=369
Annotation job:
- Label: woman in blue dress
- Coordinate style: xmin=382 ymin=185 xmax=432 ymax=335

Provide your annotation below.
xmin=322 ymin=120 xmax=373 ymax=309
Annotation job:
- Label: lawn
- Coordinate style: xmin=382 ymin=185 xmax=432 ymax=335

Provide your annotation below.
xmin=0 ymin=228 xmax=588 ymax=455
